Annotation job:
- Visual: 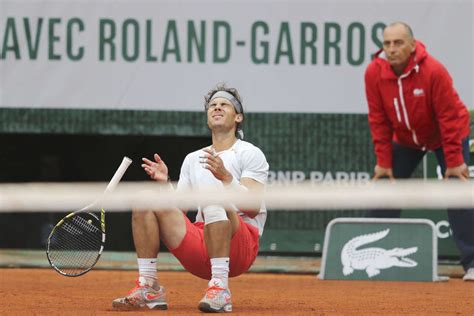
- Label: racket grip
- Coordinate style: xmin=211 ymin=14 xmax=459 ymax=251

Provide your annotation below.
xmin=105 ymin=157 xmax=133 ymax=193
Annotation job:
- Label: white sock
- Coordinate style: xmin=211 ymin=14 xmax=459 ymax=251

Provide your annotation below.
xmin=210 ymin=257 xmax=230 ymax=288
xmin=137 ymin=258 xmax=157 ymax=285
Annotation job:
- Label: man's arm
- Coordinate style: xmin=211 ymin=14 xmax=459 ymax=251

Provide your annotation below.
xmin=365 ymin=63 xmax=395 ymax=179
xmin=202 ymin=147 xmax=268 ymax=218
xmin=142 ymin=153 xmax=190 ymax=213
xmin=430 ymin=63 xmax=467 ymax=179
xmin=141 ymin=153 xmax=169 ymax=182
xmin=236 ymin=177 xmax=264 ymax=218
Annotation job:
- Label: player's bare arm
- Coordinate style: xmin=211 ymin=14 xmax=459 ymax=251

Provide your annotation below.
xmin=239 ymin=177 xmax=264 ymax=218
xmin=201 ymin=147 xmax=263 ymax=218
xmin=201 ymin=148 xmax=233 ymax=183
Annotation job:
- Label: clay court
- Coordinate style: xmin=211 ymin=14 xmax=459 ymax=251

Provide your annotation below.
xmin=1 ymin=268 xmax=472 ymax=315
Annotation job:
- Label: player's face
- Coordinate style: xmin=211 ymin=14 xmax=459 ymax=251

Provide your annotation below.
xmin=382 ymin=25 xmax=415 ymax=74
xmin=206 ymin=97 xmax=242 ymax=133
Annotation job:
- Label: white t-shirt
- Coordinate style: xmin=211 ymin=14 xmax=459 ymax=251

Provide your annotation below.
xmin=177 ymin=139 xmax=269 ymax=236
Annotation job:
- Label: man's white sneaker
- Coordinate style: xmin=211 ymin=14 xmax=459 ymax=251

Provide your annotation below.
xmin=198 ymin=279 xmax=232 ymax=313
xmin=463 ymin=268 xmax=474 ymax=281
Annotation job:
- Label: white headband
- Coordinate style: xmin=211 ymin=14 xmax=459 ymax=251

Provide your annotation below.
xmin=209 ymin=91 xmax=243 ymax=114
xmin=208 ymin=90 xmax=244 ymax=139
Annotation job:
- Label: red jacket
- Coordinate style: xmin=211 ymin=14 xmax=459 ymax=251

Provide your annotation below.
xmin=365 ymin=41 xmax=470 ymax=168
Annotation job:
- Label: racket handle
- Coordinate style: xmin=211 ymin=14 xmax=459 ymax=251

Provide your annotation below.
xmin=105 ymin=157 xmax=132 ymax=193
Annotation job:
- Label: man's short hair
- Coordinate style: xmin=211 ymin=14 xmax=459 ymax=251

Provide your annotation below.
xmin=386 ymin=21 xmax=415 ymax=40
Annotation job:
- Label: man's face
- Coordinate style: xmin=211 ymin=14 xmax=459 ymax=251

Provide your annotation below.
xmin=206 ymin=97 xmax=242 ymax=132
xmin=382 ymin=24 xmax=415 ymax=73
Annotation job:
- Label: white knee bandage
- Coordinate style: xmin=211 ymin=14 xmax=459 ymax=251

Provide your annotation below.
xmin=202 ymin=205 xmax=228 ymax=225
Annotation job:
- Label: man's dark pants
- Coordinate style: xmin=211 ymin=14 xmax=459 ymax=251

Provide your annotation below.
xmin=367 ymin=137 xmax=474 ymax=271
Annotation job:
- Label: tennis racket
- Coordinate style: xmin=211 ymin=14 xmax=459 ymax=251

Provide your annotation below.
xmin=46 ymin=156 xmax=132 ymax=277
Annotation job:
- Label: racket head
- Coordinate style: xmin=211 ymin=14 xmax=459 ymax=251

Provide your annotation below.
xmin=46 ymin=210 xmax=105 ymax=277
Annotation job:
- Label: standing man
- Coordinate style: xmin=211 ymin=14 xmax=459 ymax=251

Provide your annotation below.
xmin=113 ymin=84 xmax=269 ymax=312
xmin=365 ymin=21 xmax=474 ymax=281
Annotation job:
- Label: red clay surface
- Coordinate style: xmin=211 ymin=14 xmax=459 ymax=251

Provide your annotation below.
xmin=0 ymin=268 xmax=473 ymax=315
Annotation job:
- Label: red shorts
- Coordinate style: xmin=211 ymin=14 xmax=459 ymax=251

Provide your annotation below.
xmin=168 ymin=214 xmax=260 ymax=280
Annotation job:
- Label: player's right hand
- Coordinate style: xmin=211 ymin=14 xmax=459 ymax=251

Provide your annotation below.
xmin=372 ymin=165 xmax=395 ymax=181
xmin=142 ymin=153 xmax=169 ymax=182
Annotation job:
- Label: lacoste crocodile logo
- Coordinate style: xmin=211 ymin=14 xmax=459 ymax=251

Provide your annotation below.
xmin=341 ymin=229 xmax=418 ymax=277
xmin=413 ymin=88 xmax=425 ymax=97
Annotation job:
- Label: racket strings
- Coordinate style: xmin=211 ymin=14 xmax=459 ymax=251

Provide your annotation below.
xmin=48 ymin=214 xmax=103 ymax=275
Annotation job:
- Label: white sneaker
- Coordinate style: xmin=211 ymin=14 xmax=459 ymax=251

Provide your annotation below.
xmin=463 ymin=268 xmax=474 ymax=281
xmin=198 ymin=279 xmax=232 ymax=313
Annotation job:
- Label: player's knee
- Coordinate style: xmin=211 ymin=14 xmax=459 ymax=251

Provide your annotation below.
xmin=202 ymin=205 xmax=229 ymax=225
xmin=154 ymin=207 xmax=180 ymax=220
xmin=131 ymin=208 xmax=152 ymax=221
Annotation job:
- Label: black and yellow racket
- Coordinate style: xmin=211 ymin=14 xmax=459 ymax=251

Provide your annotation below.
xmin=46 ymin=157 xmax=132 ymax=277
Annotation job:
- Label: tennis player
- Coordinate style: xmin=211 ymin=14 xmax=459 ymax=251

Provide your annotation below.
xmin=113 ymin=84 xmax=269 ymax=312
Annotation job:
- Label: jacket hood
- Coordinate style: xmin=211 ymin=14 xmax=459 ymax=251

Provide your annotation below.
xmin=373 ymin=41 xmax=428 ymax=79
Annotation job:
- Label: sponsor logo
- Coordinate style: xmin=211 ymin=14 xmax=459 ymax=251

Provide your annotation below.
xmin=413 ymin=88 xmax=425 ymax=97
xmin=268 ymin=170 xmax=370 ymax=184
xmin=341 ymin=229 xmax=418 ymax=277
xmin=145 ymin=292 xmax=162 ymax=300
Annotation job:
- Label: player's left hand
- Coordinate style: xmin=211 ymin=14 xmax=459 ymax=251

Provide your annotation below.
xmin=201 ymin=148 xmax=233 ymax=184
xmin=142 ymin=153 xmax=169 ymax=182
xmin=445 ymin=163 xmax=469 ymax=181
